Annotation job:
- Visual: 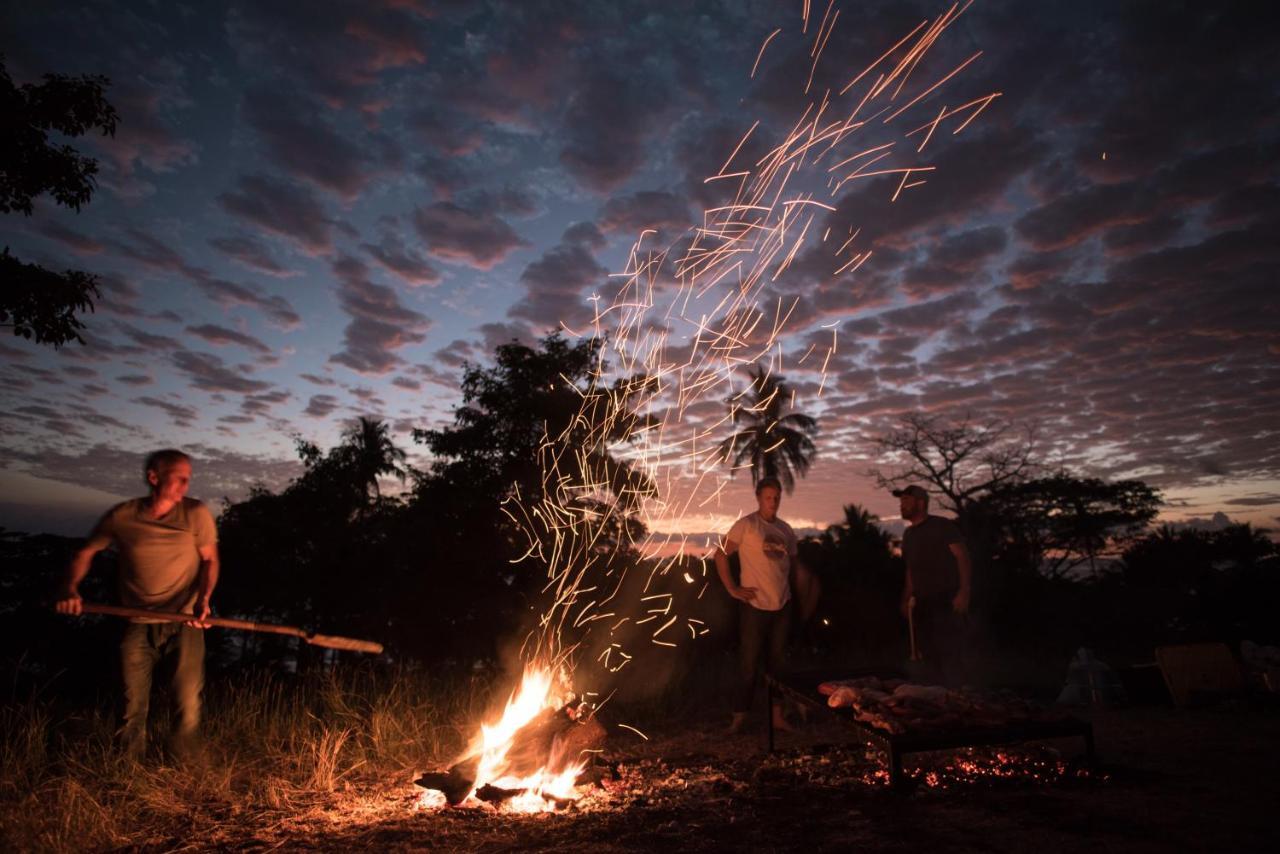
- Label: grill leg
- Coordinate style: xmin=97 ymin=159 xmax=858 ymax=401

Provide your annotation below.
xmin=888 ymin=747 xmax=904 ymax=788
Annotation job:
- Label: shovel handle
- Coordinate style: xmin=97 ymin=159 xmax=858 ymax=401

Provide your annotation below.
xmin=76 ymin=603 xmax=383 ymax=654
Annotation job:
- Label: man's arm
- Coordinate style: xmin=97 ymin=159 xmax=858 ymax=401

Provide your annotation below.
xmin=949 ymin=541 xmax=972 ymax=614
xmin=55 ymin=542 xmax=108 ymax=615
xmin=188 ymin=543 xmax=220 ymax=627
xmin=714 ymin=540 xmax=756 ymax=604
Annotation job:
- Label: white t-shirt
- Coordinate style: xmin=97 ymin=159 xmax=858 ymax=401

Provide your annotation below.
xmin=725 ymin=511 xmax=797 ymax=612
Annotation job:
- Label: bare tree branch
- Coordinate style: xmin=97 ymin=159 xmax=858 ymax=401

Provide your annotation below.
xmin=868 ymin=412 xmax=1040 ymax=516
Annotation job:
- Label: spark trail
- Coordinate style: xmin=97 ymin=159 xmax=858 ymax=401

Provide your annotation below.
xmin=434 ymin=1 xmax=999 ymax=812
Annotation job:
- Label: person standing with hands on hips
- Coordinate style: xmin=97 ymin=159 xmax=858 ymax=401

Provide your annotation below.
xmin=714 ymin=477 xmax=801 ymax=733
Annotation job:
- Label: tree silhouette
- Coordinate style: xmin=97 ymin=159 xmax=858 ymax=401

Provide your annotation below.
xmin=716 ymin=363 xmax=818 ymax=493
xmin=344 ymin=416 xmax=407 ymax=499
xmin=870 ymin=412 xmax=1038 ymax=519
xmin=416 ymin=333 xmax=654 ymax=513
xmin=981 ymin=473 xmax=1162 ymax=577
xmin=1 ymin=56 xmax=118 ymax=347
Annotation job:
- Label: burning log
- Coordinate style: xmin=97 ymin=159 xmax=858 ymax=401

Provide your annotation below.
xmin=414 ymin=756 xmax=479 ymax=806
xmin=502 ymin=706 xmax=607 ymax=780
xmin=416 ymin=705 xmax=607 ymax=807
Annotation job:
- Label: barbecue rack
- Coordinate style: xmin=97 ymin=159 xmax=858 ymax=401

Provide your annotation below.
xmin=766 ymin=667 xmax=1095 ymax=788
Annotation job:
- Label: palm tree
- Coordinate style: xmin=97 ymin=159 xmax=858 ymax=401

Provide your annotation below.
xmin=344 ymin=416 xmax=407 ymax=499
xmin=716 ymin=363 xmax=818 ymax=493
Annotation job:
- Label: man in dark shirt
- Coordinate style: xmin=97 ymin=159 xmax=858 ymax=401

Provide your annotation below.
xmin=894 ymin=485 xmax=972 ymax=685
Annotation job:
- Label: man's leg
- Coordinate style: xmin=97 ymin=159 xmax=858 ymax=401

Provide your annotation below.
xmin=765 ymin=603 xmax=792 ymax=729
xmin=731 ymin=603 xmax=765 ymax=731
xmin=166 ymin=624 xmax=205 ymax=760
xmin=118 ymin=623 xmax=159 ymax=759
xmin=915 ymin=594 xmax=958 ymax=686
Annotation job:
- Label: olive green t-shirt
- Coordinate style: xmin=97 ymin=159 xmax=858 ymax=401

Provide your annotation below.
xmin=86 ymin=497 xmax=217 ymax=620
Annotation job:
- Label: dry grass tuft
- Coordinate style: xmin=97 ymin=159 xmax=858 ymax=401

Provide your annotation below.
xmin=0 ymin=665 xmax=494 ymax=852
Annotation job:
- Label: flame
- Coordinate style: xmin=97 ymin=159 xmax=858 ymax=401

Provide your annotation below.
xmin=419 ymin=664 xmax=589 ymax=814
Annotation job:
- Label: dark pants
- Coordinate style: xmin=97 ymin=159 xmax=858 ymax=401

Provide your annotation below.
xmin=119 ymin=621 xmax=205 ymax=758
xmin=735 ymin=601 xmax=791 ymax=713
xmin=913 ymin=592 xmax=965 ymax=686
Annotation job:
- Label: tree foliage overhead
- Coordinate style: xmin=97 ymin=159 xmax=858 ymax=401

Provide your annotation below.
xmin=0 ymin=57 xmax=119 ymax=215
xmin=1 ymin=56 xmax=117 ymax=348
xmin=0 ymin=248 xmax=99 ymax=346
xmin=716 ymin=362 xmax=818 ymax=494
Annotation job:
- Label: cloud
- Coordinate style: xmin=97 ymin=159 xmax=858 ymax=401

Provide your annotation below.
xmin=458 ymin=185 xmax=540 ymax=218
xmin=477 ymin=321 xmax=534 ymax=352
xmin=191 ymin=277 xmax=302 ymax=331
xmin=361 ymin=232 xmax=441 ymax=287
xmin=134 ymin=396 xmax=197 ymax=427
xmin=559 ymin=69 xmax=668 ymax=193
xmin=240 ymin=389 xmax=292 ymax=415
xmin=208 ymin=235 xmax=295 ymax=277
xmin=185 ymin=324 xmax=272 ymax=355
xmin=1224 ymin=494 xmax=1280 ymax=508
xmin=170 ymin=351 xmax=272 ymax=394
xmin=405 ymin=107 xmax=483 ymax=156
xmin=219 ymin=174 xmax=334 ymax=255
xmin=901 ymin=226 xmax=1008 ymax=298
xmin=598 ymin=192 xmax=692 ymax=238
xmin=411 ymin=202 xmax=526 ymax=269
xmin=562 ymin=221 xmax=607 ymax=250
xmin=508 ymin=240 xmax=609 ymax=330
xmin=95 ymin=77 xmax=200 ymax=198
xmin=327 ymin=254 xmax=432 ymax=374
xmin=226 ymin=1 xmax=429 ymax=108
xmin=38 ymin=220 xmax=105 ymax=254
xmin=432 ymin=338 xmax=475 ymax=369
xmin=242 ymin=89 xmax=391 ymax=199
xmin=117 ymin=322 xmax=182 ymax=351
xmin=303 ymin=394 xmax=340 ymax=418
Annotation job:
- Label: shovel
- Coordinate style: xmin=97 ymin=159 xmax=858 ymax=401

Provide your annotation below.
xmin=76 ymin=603 xmax=384 ymax=654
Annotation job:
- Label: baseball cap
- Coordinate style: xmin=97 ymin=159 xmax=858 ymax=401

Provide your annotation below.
xmin=891 ymin=485 xmax=928 ymax=499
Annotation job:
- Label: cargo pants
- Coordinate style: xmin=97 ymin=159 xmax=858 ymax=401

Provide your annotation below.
xmin=118 ymin=621 xmax=205 ymax=759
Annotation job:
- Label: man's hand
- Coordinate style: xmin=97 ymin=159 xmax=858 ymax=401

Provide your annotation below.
xmin=729 ymin=585 xmax=759 ymax=604
xmin=186 ymin=597 xmax=212 ymax=628
xmin=54 ymin=587 xmax=83 ymax=616
xmin=951 ymin=588 xmax=971 ymax=615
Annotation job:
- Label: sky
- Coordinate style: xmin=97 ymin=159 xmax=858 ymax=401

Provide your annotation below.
xmin=1 ymin=0 xmax=1277 ymax=541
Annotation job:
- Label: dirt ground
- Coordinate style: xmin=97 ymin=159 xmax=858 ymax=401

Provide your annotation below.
xmin=169 ymin=702 xmax=1278 ymax=853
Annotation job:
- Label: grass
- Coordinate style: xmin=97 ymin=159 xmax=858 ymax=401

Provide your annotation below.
xmin=0 ymin=665 xmax=496 ymax=852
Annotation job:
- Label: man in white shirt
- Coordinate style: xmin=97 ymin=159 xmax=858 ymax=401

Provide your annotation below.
xmin=714 ymin=477 xmax=799 ymax=732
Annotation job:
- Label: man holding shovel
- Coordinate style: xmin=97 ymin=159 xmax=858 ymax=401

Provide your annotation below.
xmin=55 ymin=449 xmax=219 ymax=760
xmin=895 ymin=485 xmax=971 ymax=686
